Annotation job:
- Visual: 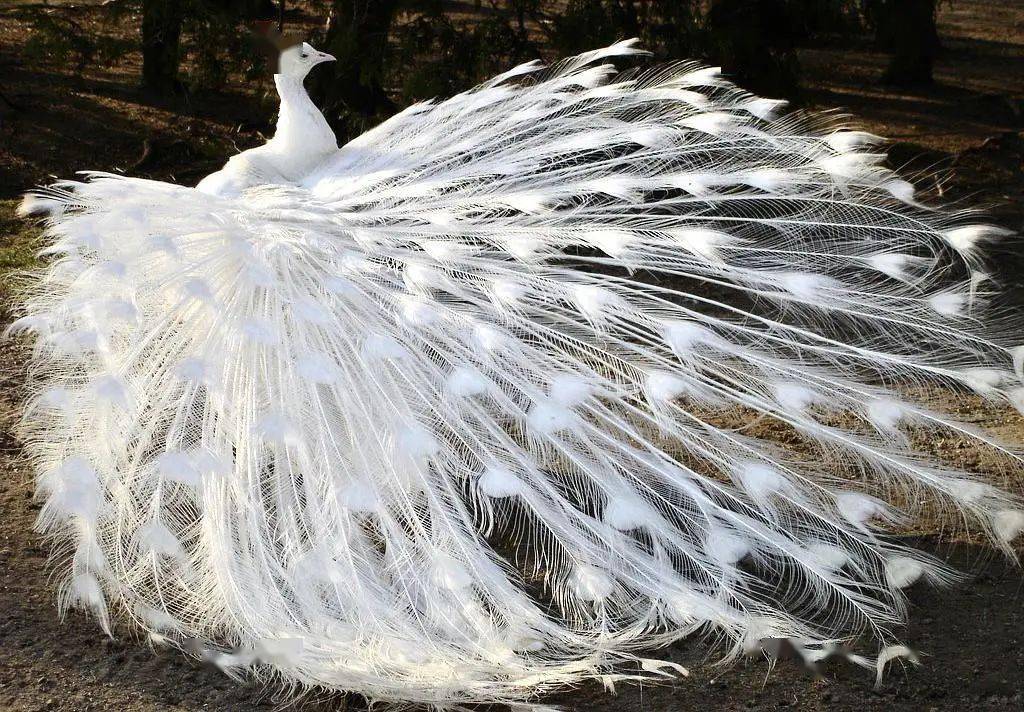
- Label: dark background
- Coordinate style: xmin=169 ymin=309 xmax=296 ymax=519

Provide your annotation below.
xmin=1 ymin=0 xmax=1023 ymax=197
xmin=1 ymin=1 xmax=1023 ymax=710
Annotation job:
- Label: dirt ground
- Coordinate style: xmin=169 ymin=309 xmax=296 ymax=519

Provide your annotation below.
xmin=2 ymin=1 xmax=1024 ymax=711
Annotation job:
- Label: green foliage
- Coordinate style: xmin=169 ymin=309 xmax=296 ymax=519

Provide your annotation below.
xmin=547 ymin=0 xmax=802 ymax=96
xmin=797 ymin=0 xmax=864 ymax=36
xmin=548 ymin=0 xmax=699 ymax=58
xmin=704 ymin=0 xmax=806 ymax=97
xmin=548 ymin=0 xmax=630 ymax=54
xmin=184 ymin=3 xmax=267 ymax=90
xmin=393 ymin=3 xmax=529 ymax=100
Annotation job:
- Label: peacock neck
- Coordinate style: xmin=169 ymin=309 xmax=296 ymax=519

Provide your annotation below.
xmin=271 ymin=74 xmax=337 ymax=159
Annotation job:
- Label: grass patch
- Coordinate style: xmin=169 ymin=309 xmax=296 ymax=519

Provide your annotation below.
xmin=0 ymin=199 xmax=42 ymax=309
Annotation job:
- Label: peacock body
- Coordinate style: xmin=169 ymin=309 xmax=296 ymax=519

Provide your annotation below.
xmin=12 ymin=39 xmax=1024 ymax=707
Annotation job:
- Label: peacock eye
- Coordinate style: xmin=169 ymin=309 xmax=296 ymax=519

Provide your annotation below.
xmin=300 ymin=53 xmax=308 ymax=59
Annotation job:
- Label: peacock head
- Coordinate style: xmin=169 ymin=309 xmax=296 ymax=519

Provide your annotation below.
xmin=278 ymin=41 xmax=335 ymax=80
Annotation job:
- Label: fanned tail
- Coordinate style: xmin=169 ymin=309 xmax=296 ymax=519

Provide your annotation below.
xmin=14 ymin=40 xmax=1024 ymax=705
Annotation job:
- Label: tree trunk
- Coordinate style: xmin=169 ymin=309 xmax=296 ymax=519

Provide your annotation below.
xmin=141 ymin=0 xmax=186 ymax=94
xmin=309 ymin=0 xmax=400 ymax=141
xmin=706 ymin=0 xmax=802 ymax=98
xmin=868 ymin=0 xmax=939 ymax=86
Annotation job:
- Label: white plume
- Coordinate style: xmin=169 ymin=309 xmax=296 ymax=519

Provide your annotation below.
xmin=12 ymin=41 xmax=1024 ymax=707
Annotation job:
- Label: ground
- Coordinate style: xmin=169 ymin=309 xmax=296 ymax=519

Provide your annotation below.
xmin=1 ymin=1 xmax=1024 ymax=710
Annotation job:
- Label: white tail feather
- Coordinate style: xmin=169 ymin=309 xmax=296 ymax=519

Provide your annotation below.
xmin=11 ymin=42 xmax=1024 ymax=707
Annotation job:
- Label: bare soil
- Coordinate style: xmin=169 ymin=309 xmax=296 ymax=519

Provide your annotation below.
xmin=2 ymin=1 xmax=1024 ymax=710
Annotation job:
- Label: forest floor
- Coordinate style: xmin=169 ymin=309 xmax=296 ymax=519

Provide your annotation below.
xmin=2 ymin=1 xmax=1024 ymax=711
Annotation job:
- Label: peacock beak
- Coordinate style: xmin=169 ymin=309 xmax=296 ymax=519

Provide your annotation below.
xmin=315 ymin=51 xmax=336 ymax=65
